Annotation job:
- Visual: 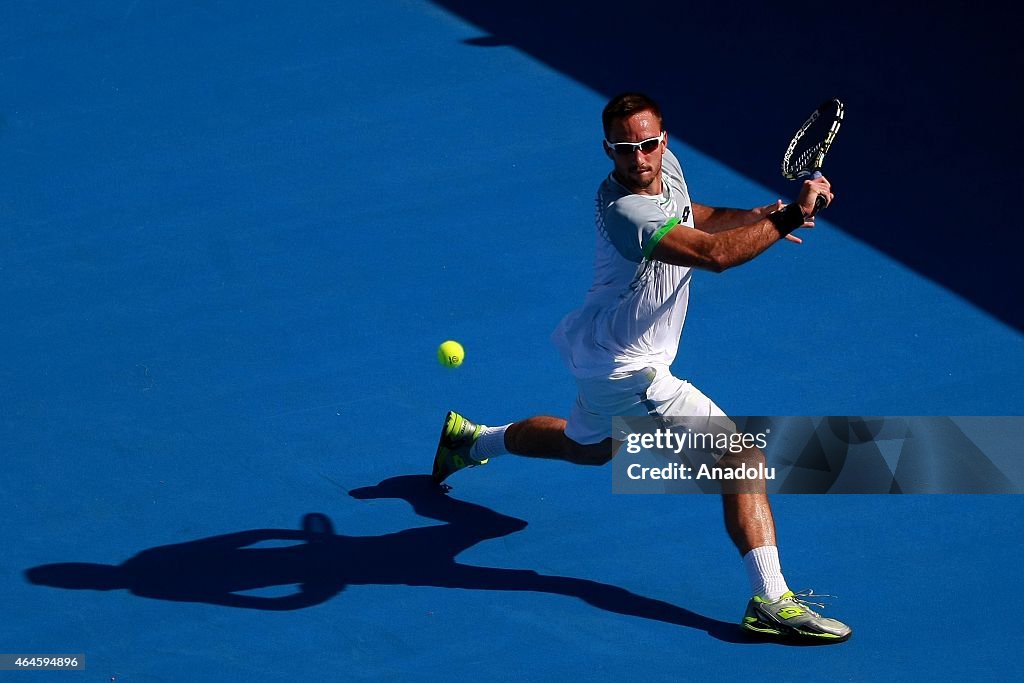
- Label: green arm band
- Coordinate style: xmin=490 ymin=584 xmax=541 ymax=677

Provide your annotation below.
xmin=642 ymin=217 xmax=681 ymax=259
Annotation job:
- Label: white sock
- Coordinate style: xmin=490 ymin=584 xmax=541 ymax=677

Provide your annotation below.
xmin=470 ymin=424 xmax=510 ymax=461
xmin=743 ymin=546 xmax=791 ymax=602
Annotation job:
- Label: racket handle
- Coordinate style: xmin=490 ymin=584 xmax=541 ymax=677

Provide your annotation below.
xmin=810 ymin=171 xmax=827 ymax=214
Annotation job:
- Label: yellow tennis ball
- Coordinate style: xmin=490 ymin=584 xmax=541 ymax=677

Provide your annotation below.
xmin=437 ymin=340 xmax=464 ymax=368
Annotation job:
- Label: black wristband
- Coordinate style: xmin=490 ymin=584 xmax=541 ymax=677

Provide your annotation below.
xmin=767 ymin=203 xmax=806 ymax=235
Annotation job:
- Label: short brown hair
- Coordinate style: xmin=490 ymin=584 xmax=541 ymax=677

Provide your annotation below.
xmin=602 ymin=92 xmax=664 ymax=138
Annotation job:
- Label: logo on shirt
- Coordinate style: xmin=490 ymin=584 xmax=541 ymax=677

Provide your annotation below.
xmin=681 ymin=205 xmax=691 ymax=223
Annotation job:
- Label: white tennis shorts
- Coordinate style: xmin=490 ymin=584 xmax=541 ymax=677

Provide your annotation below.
xmin=564 ymin=365 xmax=730 ymax=445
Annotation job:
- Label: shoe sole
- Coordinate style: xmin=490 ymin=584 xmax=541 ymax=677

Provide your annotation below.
xmin=432 ymin=411 xmax=460 ymax=484
xmin=741 ymin=618 xmax=852 ymax=644
xmin=431 ymin=411 xmax=487 ymax=485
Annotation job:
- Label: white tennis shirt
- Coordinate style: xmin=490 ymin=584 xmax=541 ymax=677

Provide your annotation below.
xmin=552 ymin=148 xmax=695 ymax=378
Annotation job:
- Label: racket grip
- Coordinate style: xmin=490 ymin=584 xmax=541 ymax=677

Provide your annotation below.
xmin=810 ymin=171 xmax=827 ymax=213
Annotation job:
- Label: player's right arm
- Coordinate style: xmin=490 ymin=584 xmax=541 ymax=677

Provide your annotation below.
xmin=649 ymin=217 xmax=793 ymax=272
xmin=648 ymin=178 xmax=831 ymax=272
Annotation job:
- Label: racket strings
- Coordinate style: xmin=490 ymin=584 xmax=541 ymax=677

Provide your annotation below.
xmin=783 ymin=138 xmax=825 ymax=178
xmin=781 ymin=99 xmax=843 ymax=181
xmin=792 ymin=142 xmax=823 ymax=171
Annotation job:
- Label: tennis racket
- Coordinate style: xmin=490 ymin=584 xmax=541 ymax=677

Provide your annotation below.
xmin=781 ymin=98 xmax=844 ymax=214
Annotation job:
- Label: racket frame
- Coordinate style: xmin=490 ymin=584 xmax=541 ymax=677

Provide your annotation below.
xmin=781 ymin=99 xmax=844 ymax=181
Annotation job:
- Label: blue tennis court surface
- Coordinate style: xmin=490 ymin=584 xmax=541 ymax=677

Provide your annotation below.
xmin=3 ymin=2 xmax=1023 ymax=680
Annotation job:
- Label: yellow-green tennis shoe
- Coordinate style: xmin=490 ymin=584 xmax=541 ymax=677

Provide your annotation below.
xmin=432 ymin=411 xmax=487 ymax=485
xmin=742 ymin=590 xmax=852 ymax=643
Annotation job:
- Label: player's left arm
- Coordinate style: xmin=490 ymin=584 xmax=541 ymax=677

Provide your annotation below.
xmin=691 ymin=201 xmax=781 ymax=235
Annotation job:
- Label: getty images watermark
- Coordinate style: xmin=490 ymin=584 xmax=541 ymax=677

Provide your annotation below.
xmin=622 ymin=426 xmax=774 ymax=485
xmin=612 ymin=416 xmax=1024 ymax=494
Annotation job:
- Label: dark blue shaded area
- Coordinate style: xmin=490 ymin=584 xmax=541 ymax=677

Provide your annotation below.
xmin=432 ymin=0 xmax=1024 ymax=329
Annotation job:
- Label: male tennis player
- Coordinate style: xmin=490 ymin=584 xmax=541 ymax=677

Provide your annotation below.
xmin=431 ymin=92 xmax=851 ymax=643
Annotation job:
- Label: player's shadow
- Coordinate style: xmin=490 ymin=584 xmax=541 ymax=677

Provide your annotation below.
xmin=25 ymin=474 xmax=754 ymax=643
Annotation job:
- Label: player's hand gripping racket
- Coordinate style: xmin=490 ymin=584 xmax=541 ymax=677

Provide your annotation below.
xmin=781 ymin=98 xmax=844 ymax=215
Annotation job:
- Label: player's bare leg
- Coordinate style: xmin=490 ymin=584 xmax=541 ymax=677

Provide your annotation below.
xmin=719 ymin=447 xmax=777 ymax=554
xmin=504 ymin=416 xmax=617 ymax=466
